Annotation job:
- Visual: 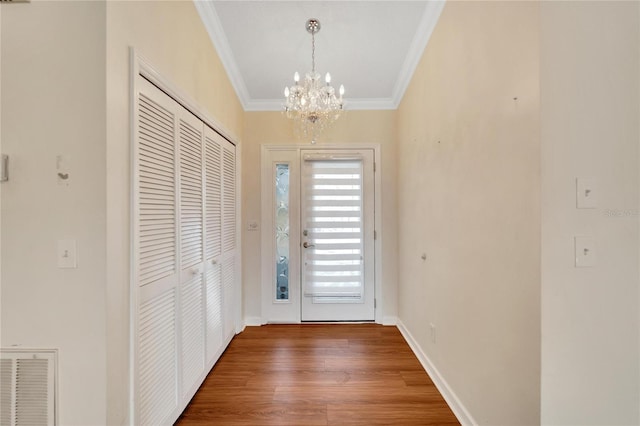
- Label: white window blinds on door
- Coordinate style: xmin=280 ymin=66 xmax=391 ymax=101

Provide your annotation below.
xmin=302 ymin=158 xmax=365 ymax=300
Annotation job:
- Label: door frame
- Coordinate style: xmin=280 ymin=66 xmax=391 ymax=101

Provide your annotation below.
xmin=260 ymin=143 xmax=383 ymax=324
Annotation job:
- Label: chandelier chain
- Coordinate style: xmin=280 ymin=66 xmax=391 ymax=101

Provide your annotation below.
xmin=311 ymin=30 xmax=315 ymax=73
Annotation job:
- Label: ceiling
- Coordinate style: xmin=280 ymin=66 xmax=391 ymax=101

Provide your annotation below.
xmin=194 ymin=1 xmax=445 ymax=111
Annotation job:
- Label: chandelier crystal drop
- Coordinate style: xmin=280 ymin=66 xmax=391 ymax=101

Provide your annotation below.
xmin=283 ymin=19 xmax=344 ymax=144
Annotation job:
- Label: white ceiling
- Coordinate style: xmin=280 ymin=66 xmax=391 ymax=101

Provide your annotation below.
xmin=195 ymin=1 xmax=445 ymax=111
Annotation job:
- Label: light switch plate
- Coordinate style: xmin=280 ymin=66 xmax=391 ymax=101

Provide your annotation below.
xmin=576 ymin=178 xmax=597 ymax=209
xmin=57 ymin=239 xmax=78 ymax=269
xmin=575 ymin=236 xmax=596 ymax=267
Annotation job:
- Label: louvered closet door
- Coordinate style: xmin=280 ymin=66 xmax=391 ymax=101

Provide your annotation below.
xmin=177 ymin=107 xmax=206 ymax=398
xmin=203 ymin=126 xmax=224 ymax=362
xmin=134 ymin=77 xmax=179 ymax=425
xmin=221 ymin=140 xmax=237 ymax=340
xmin=134 ymin=75 xmax=237 ymax=426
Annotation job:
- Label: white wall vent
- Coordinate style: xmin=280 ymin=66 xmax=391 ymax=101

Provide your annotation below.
xmin=0 ymin=349 xmax=57 ymax=426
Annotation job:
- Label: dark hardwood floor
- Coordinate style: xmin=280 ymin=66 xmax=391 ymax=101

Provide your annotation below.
xmin=175 ymin=324 xmax=460 ymax=425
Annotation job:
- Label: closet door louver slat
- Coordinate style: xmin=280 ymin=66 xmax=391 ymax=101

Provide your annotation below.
xmin=137 ymin=92 xmax=176 ymax=289
xmin=205 ymin=265 xmax=223 ymax=361
xmin=138 ymin=289 xmax=177 ymax=426
xmin=221 ymin=141 xmax=236 ymax=340
xmin=180 ymin=275 xmax=205 ymax=396
xmin=177 ymin=109 xmax=206 ymax=399
xmin=134 ymin=75 xmax=236 ymax=425
xmin=203 ymin=127 xmax=224 ymax=362
xmin=179 ymin=118 xmax=204 ymax=270
xmin=135 ymin=79 xmax=180 ymax=426
xmin=222 ymin=256 xmax=235 ymax=340
xmin=222 ymin=145 xmax=236 ymax=253
xmin=205 ymin=133 xmax=222 ymax=259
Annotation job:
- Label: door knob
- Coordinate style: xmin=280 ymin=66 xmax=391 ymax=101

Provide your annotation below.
xmin=303 ymin=241 xmax=315 ymax=248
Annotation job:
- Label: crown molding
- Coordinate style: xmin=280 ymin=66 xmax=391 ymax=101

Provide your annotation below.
xmin=390 ymin=0 xmax=446 ymax=108
xmin=244 ymin=97 xmax=397 ymax=112
xmin=343 ymin=98 xmax=397 ymax=111
xmin=195 ymin=1 xmax=445 ymax=112
xmin=194 ymin=0 xmax=251 ymax=107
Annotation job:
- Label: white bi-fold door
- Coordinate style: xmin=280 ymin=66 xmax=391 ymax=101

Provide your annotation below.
xmin=261 ymin=148 xmax=375 ymax=322
xmin=133 ymin=76 xmax=237 ymax=425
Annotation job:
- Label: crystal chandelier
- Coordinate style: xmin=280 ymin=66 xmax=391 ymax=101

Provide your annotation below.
xmin=284 ymin=19 xmax=344 ymax=144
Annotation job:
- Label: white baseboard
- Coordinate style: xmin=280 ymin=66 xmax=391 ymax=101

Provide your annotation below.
xmin=243 ymin=316 xmax=263 ymax=327
xmin=396 ymin=319 xmax=477 ymax=426
xmin=382 ymin=315 xmax=398 ymax=326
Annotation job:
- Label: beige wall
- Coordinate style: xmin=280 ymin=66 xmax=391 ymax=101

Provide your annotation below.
xmin=3 ymin=1 xmax=639 ymax=424
xmin=1 ymin=2 xmax=107 ymax=425
xmin=396 ymin=2 xmax=541 ymax=424
xmin=106 ymin=1 xmax=244 ymax=424
xmin=242 ymin=111 xmax=398 ymax=323
xmin=540 ymin=2 xmax=639 ymax=424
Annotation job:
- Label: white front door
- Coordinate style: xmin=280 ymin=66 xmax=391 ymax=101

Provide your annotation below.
xmin=300 ymin=149 xmax=375 ymax=321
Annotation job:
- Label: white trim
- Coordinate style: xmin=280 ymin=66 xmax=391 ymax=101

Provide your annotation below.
xmin=128 ymin=48 xmax=139 ymax=426
xmin=134 ymin=49 xmax=240 ymax=145
xmin=260 ymin=143 xmax=384 ymax=324
xmin=234 ymin=142 xmax=243 ymax=335
xmin=194 ymin=1 xmax=445 ymax=111
xmin=396 ymin=320 xmax=477 ymax=426
xmin=244 ymin=97 xmax=398 ymax=112
xmin=382 ymin=316 xmax=397 ymax=326
xmin=194 ymin=1 xmax=250 ymax=108
xmin=390 ymin=0 xmax=446 ymax=109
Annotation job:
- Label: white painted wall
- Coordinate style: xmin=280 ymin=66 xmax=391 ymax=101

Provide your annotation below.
xmin=540 ymin=2 xmax=640 ymax=424
xmin=1 ymin=2 xmax=107 ymax=425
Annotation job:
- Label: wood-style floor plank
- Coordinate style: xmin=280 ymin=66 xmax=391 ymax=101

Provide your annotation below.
xmin=175 ymin=324 xmax=459 ymax=426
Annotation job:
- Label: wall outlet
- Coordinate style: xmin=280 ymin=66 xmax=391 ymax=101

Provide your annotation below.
xmin=57 ymin=239 xmax=78 ymax=269
xmin=575 ymin=236 xmax=596 ymax=267
xmin=576 ymin=178 xmax=597 ymax=209
xmin=430 ymin=323 xmax=436 ymax=344
xmin=0 ymin=155 xmax=8 ymax=182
